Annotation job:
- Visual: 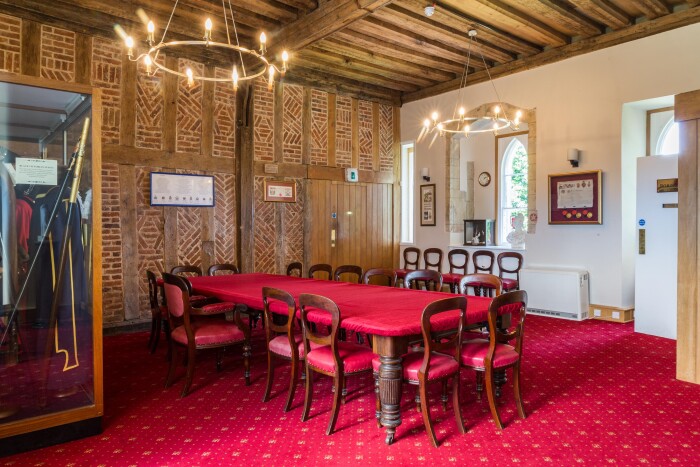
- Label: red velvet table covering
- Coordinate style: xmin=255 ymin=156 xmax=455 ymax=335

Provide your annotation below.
xmin=188 ymin=273 xmax=491 ymax=337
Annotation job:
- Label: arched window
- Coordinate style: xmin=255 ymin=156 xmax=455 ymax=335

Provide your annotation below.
xmin=499 ymin=139 xmax=528 ymax=244
xmin=656 ymin=118 xmax=679 ymax=156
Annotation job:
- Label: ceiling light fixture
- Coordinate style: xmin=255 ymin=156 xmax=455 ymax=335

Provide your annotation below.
xmin=115 ymin=0 xmax=289 ymax=91
xmin=420 ymin=30 xmax=521 ymax=140
xmin=424 ymin=3 xmax=436 ymax=17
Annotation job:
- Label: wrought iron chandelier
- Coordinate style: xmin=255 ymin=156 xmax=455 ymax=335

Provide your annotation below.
xmin=116 ymin=0 xmax=288 ymax=91
xmin=420 ymin=30 xmax=521 ymax=140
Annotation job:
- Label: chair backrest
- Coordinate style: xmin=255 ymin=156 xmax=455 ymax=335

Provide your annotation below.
xmin=299 ymin=294 xmax=341 ymax=368
xmin=448 ymin=249 xmax=469 ymax=274
xmin=486 ymin=290 xmax=528 ymax=357
xmin=472 ymin=250 xmax=495 ymax=274
xmin=419 ymin=296 xmax=466 ymax=375
xmin=405 ymin=269 xmax=443 ymax=291
xmin=308 ymin=263 xmax=333 ymax=280
xmin=162 ymin=272 xmax=191 ymax=319
xmin=362 ymin=268 xmax=395 ymax=287
xmin=286 ymin=261 xmax=303 ymax=277
xmin=334 ymin=264 xmax=363 ymax=283
xmin=262 ymin=287 xmax=298 ymax=351
xmin=170 ymin=265 xmax=202 ymax=277
xmin=423 ymin=248 xmax=443 ymax=272
xmin=402 ymin=246 xmax=421 ymax=269
xmin=458 ymin=273 xmax=502 ymax=296
xmin=497 ymin=252 xmax=523 ymax=280
xmin=207 ymin=263 xmax=240 ymax=276
xmin=146 ymin=270 xmax=159 ymax=311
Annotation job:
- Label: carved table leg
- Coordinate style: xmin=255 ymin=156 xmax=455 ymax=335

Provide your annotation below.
xmin=378 ymin=354 xmax=403 ymax=445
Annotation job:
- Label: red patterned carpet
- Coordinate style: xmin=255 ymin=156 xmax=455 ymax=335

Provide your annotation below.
xmin=3 ymin=316 xmax=700 ymax=465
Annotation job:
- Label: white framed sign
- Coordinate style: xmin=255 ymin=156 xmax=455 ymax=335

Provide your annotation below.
xmin=150 ymin=172 xmax=215 ymax=207
xmin=15 ymin=157 xmax=57 ymax=185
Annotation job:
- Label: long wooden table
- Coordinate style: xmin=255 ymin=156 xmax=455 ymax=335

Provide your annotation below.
xmin=188 ymin=273 xmax=491 ymax=444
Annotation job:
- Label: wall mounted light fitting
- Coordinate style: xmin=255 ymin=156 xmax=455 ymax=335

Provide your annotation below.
xmin=568 ymin=148 xmax=580 ymax=168
xmin=421 ymin=167 xmax=431 ymax=182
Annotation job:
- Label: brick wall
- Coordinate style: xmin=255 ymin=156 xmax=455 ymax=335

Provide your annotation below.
xmin=379 ymin=104 xmax=394 ymax=173
xmin=101 ymin=163 xmax=124 ymax=323
xmin=213 ymin=67 xmax=235 ymax=159
xmin=40 ymin=25 xmax=75 ymax=82
xmin=135 ymin=55 xmax=163 ymax=150
xmin=176 ymin=59 xmax=203 ymax=153
xmin=91 ymin=37 xmax=121 ymax=146
xmin=0 ymin=14 xmax=20 ymax=74
xmin=310 ymin=89 xmax=328 ymax=166
xmin=358 ymin=100 xmax=373 ymax=171
xmin=283 ymin=84 xmax=303 ymax=164
xmin=254 ymin=80 xmax=274 ymax=162
xmin=336 ymin=95 xmax=352 ymax=168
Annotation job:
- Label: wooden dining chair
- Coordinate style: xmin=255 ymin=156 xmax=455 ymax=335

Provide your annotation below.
xmin=394 ymin=247 xmax=420 ymax=287
xmin=286 ymin=261 xmax=303 ymax=277
xmin=466 ymin=251 xmax=497 ymax=296
xmin=362 ymin=268 xmax=395 ymax=287
xmin=423 ymin=248 xmax=443 ymax=272
xmin=147 ymin=270 xmax=169 ymax=354
xmin=443 ymin=249 xmax=469 ymax=293
xmin=262 ymin=287 xmax=308 ymax=412
xmin=405 ymin=269 xmax=443 ymax=292
xmin=459 ymin=290 xmax=528 ymax=429
xmin=373 ymin=296 xmax=466 ymax=447
xmin=162 ymin=273 xmax=250 ymax=397
xmin=333 ymin=264 xmax=363 ymax=283
xmin=170 ymin=264 xmax=202 ymax=277
xmin=497 ymin=252 xmax=524 ymax=292
xmin=299 ymin=293 xmax=375 ymax=435
xmin=308 ymin=263 xmax=333 ymax=280
xmin=458 ymin=273 xmax=502 ymax=297
xmin=207 ymin=263 xmax=240 ymax=276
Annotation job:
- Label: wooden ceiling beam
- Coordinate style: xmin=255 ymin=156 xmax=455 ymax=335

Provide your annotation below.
xmin=403 ymin=6 xmax=700 ymax=103
xmin=568 ymin=0 xmax=632 ymax=30
xmin=629 ymin=0 xmax=671 ymax=19
xmin=526 ymin=0 xmax=605 ymax=37
xmin=275 ymin=0 xmax=318 ymax=11
xmin=174 ymin=0 xmax=282 ymax=30
xmin=332 ymin=30 xmax=465 ymax=74
xmin=217 ymin=0 xmax=298 ymax=22
xmin=398 ymin=0 xmax=541 ymax=56
xmin=374 ymin=5 xmax=515 ymax=63
xmin=270 ymin=0 xmax=394 ymax=54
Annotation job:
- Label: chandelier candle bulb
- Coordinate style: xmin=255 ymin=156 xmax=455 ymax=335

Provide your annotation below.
xmin=281 ymin=50 xmax=289 ymax=75
xmin=260 ymin=32 xmax=267 ymax=54
xmin=232 ymin=66 xmax=239 ymax=91
xmin=204 ymin=18 xmax=212 ymax=41
xmin=125 ymin=36 xmax=134 ymax=58
xmin=268 ymin=66 xmax=275 ymax=90
xmin=144 ymin=55 xmax=152 ymax=74
xmin=186 ymin=68 xmax=194 ymax=88
xmin=147 ymin=20 xmax=155 ymax=44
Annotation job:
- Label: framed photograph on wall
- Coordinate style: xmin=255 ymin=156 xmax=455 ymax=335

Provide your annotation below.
xmin=420 ymin=184 xmax=436 ymax=226
xmin=264 ymin=180 xmax=297 ymax=202
xmin=548 ymin=170 xmax=602 ymax=224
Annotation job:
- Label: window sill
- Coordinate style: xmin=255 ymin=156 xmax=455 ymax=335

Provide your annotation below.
xmin=448 ymin=244 xmax=526 ymax=252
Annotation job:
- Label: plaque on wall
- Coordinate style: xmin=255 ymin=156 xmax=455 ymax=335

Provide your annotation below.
xmin=150 ymin=172 xmax=215 ymax=207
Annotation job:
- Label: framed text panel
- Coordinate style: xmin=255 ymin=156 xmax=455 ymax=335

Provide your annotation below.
xmin=548 ymin=170 xmax=602 ymax=224
xmin=150 ymin=172 xmax=215 ymax=207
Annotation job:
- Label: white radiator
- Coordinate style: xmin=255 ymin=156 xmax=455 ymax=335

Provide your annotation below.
xmin=519 ymin=268 xmax=590 ymax=321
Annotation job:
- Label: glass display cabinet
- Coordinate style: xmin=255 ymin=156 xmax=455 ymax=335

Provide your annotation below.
xmin=0 ymin=73 xmax=102 ymax=455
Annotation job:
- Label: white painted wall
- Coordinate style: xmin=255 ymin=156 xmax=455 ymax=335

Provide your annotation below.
xmin=401 ymin=23 xmax=700 ymax=309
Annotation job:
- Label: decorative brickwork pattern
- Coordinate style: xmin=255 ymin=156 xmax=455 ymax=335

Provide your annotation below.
xmin=0 ymin=14 xmax=20 ymax=74
xmin=283 ymin=84 xmax=303 ymax=164
xmin=213 ymin=67 xmax=235 ymax=158
xmin=40 ymin=25 xmax=75 ymax=82
xmin=176 ymin=59 xmax=203 ymax=153
xmin=175 ymin=171 xmax=204 ymax=267
xmin=254 ymin=176 xmax=277 ymax=273
xmin=310 ymin=90 xmax=328 ymax=166
xmin=101 ymin=163 xmax=124 ymax=323
xmin=379 ymin=104 xmax=394 ymax=173
xmin=336 ymin=95 xmax=352 ymax=168
xmin=283 ymin=180 xmax=304 ymax=267
xmin=214 ymin=173 xmax=236 ymax=264
xmin=91 ymin=37 xmax=122 ymax=145
xmin=254 ymin=80 xmax=274 ymax=162
xmin=358 ymin=100 xmax=373 ymax=171
xmin=136 ymin=166 xmax=165 ymax=318
xmin=135 ymin=55 xmax=164 ymax=150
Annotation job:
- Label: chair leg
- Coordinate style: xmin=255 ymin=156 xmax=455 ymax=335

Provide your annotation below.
xmin=374 ymin=373 xmax=382 ymax=428
xmin=475 ymin=371 xmax=484 ymax=400
xmin=284 ymin=359 xmax=299 ymax=412
xmin=414 ymin=386 xmax=421 ymax=412
xmin=163 ymin=321 xmax=172 ymax=362
xmin=485 ymin=368 xmax=504 ymax=429
xmin=181 ymin=344 xmax=197 ymax=397
xmin=327 ymin=373 xmax=344 ymax=435
xmin=165 ymin=342 xmax=178 ymax=388
xmin=262 ymin=352 xmax=275 ymax=403
xmin=151 ymin=317 xmax=161 ymax=353
xmin=441 ymin=380 xmax=448 ymax=411
xmin=148 ymin=316 xmax=157 ymax=351
xmin=419 ymin=381 xmax=439 ymax=448
xmin=216 ymin=348 xmax=224 ymax=372
xmin=513 ymin=363 xmax=526 ymax=420
xmin=452 ymin=375 xmax=466 ymax=434
xmin=243 ymin=341 xmax=252 ymax=386
xmin=301 ymin=365 xmax=313 ymax=422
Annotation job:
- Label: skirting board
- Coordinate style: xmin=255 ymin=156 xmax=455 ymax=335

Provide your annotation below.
xmin=588 ymin=304 xmax=634 ymax=323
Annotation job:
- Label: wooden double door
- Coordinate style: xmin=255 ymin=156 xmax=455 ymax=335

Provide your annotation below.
xmin=306 ymin=179 xmax=396 ymax=274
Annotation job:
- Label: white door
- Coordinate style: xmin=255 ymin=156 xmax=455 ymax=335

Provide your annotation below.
xmin=635 ymin=155 xmax=677 ymax=339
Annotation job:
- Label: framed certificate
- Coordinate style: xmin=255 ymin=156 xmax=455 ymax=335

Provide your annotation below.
xmin=420 ymin=184 xmax=436 ymax=226
xmin=150 ymin=172 xmax=215 ymax=207
xmin=548 ymin=170 xmax=602 ymax=224
xmin=264 ymin=180 xmax=297 ymax=202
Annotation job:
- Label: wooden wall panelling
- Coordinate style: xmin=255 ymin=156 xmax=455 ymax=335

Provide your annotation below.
xmin=163 ymin=206 xmax=178 ymax=272
xmin=200 ymin=65 xmax=215 ymax=157
xmin=118 ymin=164 xmax=139 ymax=320
xmin=119 ymin=50 xmax=136 ymax=147
xmin=275 ymin=202 xmax=285 ymax=275
xmin=676 ymin=88 xmax=700 ymax=384
xmin=162 ymin=55 xmax=178 ymax=154
xmin=327 ymin=93 xmax=336 ymax=167
xmin=103 ymin=146 xmax=234 ymax=173
xmin=302 ymin=88 xmax=312 ymax=165
xmin=392 ymin=106 xmax=401 ymax=267
xmin=21 ymin=19 xmax=41 ymax=76
xmin=74 ymin=33 xmax=91 ymax=85
xmin=201 ymin=201 xmax=216 ymax=275
xmin=238 ymin=85 xmax=254 ymax=273
xmin=274 ymin=81 xmax=284 ymax=162
xmin=372 ymin=102 xmax=380 ymax=171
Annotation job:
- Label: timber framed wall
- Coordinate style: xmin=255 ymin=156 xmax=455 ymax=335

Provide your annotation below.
xmin=0 ymin=12 xmax=400 ymax=327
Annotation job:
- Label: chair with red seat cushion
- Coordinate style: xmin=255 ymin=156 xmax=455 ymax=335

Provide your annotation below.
xmin=394 ymin=247 xmax=420 ymax=287
xmin=169 ymin=265 xmax=212 ymax=305
xmin=460 ymin=290 xmax=528 ymax=429
xmin=458 ymin=273 xmax=502 ymax=297
xmin=333 ymin=264 xmax=363 ymax=283
xmin=497 ymin=252 xmax=523 ymax=292
xmin=286 ymin=261 xmax=303 ymax=277
xmin=207 ymin=263 xmax=240 ymax=276
xmin=362 ymin=268 xmax=395 ymax=287
xmin=162 ymin=273 xmax=250 ymax=397
xmin=262 ymin=287 xmax=306 ymax=412
xmin=147 ymin=270 xmax=169 ymax=354
xmin=373 ymin=296 xmax=466 ymax=447
xmin=308 ymin=263 xmax=333 ymax=280
xmin=405 ymin=269 xmax=443 ymax=291
xmin=465 ymin=250 xmax=497 ymax=296
xmin=299 ymin=293 xmax=375 ymax=435
xmin=443 ymin=249 xmax=469 ymax=293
